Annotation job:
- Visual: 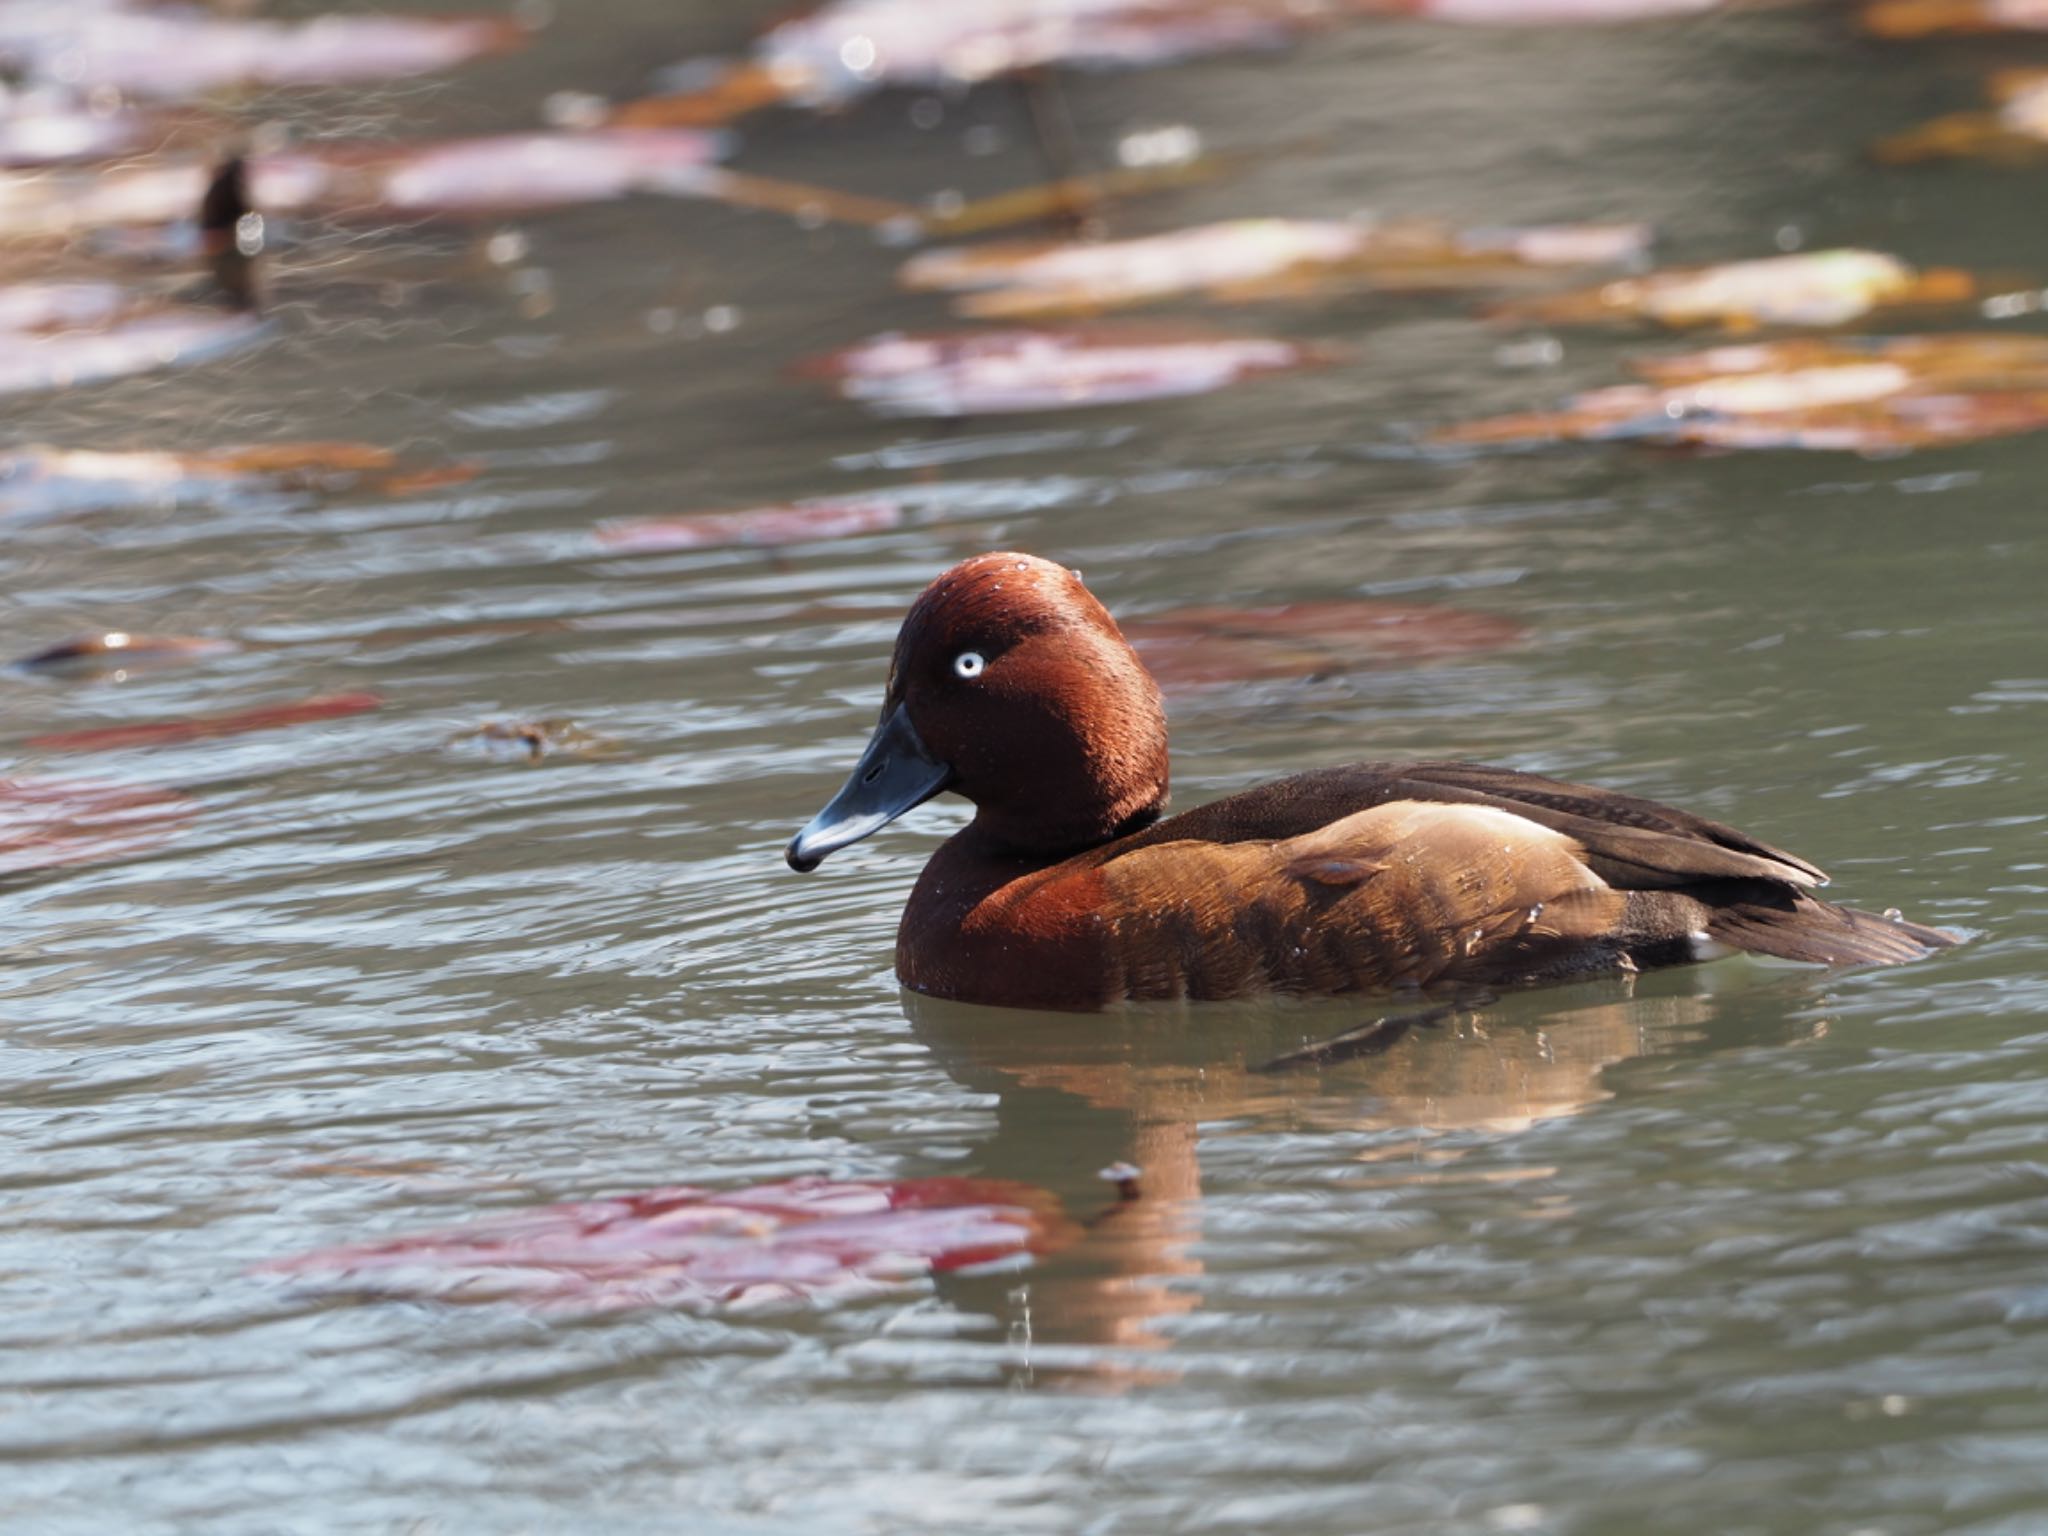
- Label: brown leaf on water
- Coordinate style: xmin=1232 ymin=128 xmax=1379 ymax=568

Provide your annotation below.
xmin=903 ymin=217 xmax=1651 ymax=318
xmin=606 ymin=62 xmax=802 ymax=127
xmin=1876 ymin=69 xmax=2048 ymax=164
xmin=445 ymin=719 xmax=626 ymax=764
xmin=1861 ymin=0 xmax=2048 ymax=35
xmin=1125 ymin=599 xmax=1529 ymax=690
xmin=796 ymin=325 xmax=1335 ymax=415
xmin=1487 ymin=249 xmax=1983 ymax=331
xmin=1432 ymin=333 xmax=2048 ymax=451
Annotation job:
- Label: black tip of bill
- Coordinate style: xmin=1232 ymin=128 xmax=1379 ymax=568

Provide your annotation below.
xmin=785 ymin=702 xmax=951 ymax=873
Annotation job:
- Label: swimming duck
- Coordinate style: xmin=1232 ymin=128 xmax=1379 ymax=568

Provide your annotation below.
xmin=786 ymin=552 xmax=1957 ymax=1010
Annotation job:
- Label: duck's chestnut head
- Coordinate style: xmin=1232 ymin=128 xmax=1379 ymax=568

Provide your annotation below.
xmin=787 ymin=552 xmax=1168 ymax=871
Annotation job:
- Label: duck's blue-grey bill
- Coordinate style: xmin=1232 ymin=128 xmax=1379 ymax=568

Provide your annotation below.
xmin=786 ymin=703 xmax=952 ymax=872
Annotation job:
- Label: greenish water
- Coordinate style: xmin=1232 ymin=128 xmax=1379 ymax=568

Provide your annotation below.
xmin=2 ymin=3 xmax=2045 ymax=1532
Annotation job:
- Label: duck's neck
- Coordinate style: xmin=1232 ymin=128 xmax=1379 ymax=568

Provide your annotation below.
xmin=967 ymin=789 xmax=1166 ymax=866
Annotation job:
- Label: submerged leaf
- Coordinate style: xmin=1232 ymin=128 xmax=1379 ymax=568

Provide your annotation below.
xmin=798 ymin=326 xmax=1330 ymax=414
xmin=28 ymin=692 xmax=383 ymax=752
xmin=1433 ymin=332 xmax=2048 ymax=451
xmin=1489 ymin=248 xmax=1981 ymax=330
xmin=255 ymin=1175 xmax=1075 ymax=1313
xmin=1126 ymin=599 xmax=1529 ymax=688
xmin=903 ymin=217 xmax=1650 ymax=317
xmin=0 ymin=777 xmax=194 ymax=874
xmin=595 ymin=498 xmax=907 ymax=552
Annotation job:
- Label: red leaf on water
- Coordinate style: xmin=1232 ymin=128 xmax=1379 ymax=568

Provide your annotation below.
xmin=256 ymin=1175 xmax=1076 ymax=1312
xmin=1126 ymin=600 xmax=1528 ymax=689
xmin=27 ymin=692 xmax=382 ymax=752
xmin=0 ymin=777 xmax=194 ymax=875
xmin=595 ymin=498 xmax=905 ymax=553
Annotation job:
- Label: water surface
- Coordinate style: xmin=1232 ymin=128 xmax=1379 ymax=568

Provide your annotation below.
xmin=3 ymin=3 xmax=2046 ymax=1532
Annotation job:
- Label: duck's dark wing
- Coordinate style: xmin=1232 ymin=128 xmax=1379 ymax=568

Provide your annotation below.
xmin=1115 ymin=760 xmax=1956 ymax=973
xmin=1133 ymin=760 xmax=1827 ymax=892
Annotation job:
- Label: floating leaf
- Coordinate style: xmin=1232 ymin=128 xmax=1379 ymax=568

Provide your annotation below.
xmin=0 ymin=777 xmax=194 ymax=874
xmin=0 ymin=442 xmax=472 ymax=518
xmin=1875 ymin=69 xmax=2048 ymax=163
xmin=1488 ymin=248 xmax=1981 ymax=330
xmin=14 ymin=633 xmax=238 ymax=677
xmin=1433 ymin=332 xmax=2048 ymax=451
xmin=903 ymin=216 xmax=1651 ymax=318
xmin=373 ymin=128 xmax=727 ymax=214
xmin=1400 ymin=0 xmax=1727 ymax=19
xmin=255 ymin=1176 xmax=1075 ymax=1313
xmin=632 ymin=0 xmax=1370 ymax=122
xmin=0 ymin=7 xmax=525 ymax=102
xmin=1125 ymin=599 xmax=1528 ymax=688
xmin=28 ymin=692 xmax=383 ymax=753
xmin=0 ymin=153 xmax=336 ymax=241
xmin=1861 ymin=0 xmax=2048 ymax=34
xmin=595 ymin=497 xmax=907 ymax=553
xmin=798 ymin=325 xmax=1331 ymax=415
xmin=0 ymin=307 xmax=267 ymax=396
xmin=0 ymin=100 xmax=154 ymax=167
xmin=445 ymin=718 xmax=625 ymax=763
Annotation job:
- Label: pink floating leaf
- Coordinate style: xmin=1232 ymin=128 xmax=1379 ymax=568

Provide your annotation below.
xmin=373 ymin=128 xmax=727 ymax=213
xmin=0 ymin=8 xmax=525 ymax=101
xmin=799 ymin=326 xmax=1329 ymax=415
xmin=28 ymin=692 xmax=382 ymax=753
xmin=1489 ymin=249 xmax=1982 ymax=330
xmin=256 ymin=1176 xmax=1075 ymax=1312
xmin=0 ymin=101 xmax=153 ymax=167
xmin=1400 ymin=0 xmax=1725 ymax=19
xmin=1432 ymin=333 xmax=2048 ymax=452
xmin=0 ymin=777 xmax=194 ymax=875
xmin=0 ymin=309 xmax=267 ymax=396
xmin=1126 ymin=600 xmax=1528 ymax=689
xmin=595 ymin=497 xmax=906 ymax=553
xmin=902 ymin=216 xmax=1650 ymax=318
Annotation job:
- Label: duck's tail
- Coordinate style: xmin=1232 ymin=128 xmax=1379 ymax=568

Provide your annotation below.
xmin=1706 ymin=889 xmax=1960 ymax=967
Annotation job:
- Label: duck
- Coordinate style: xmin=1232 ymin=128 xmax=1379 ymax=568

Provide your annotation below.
xmin=785 ymin=552 xmax=1958 ymax=1010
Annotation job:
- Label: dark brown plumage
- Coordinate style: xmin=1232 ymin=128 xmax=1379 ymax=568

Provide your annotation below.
xmin=787 ymin=553 xmax=1959 ymax=1011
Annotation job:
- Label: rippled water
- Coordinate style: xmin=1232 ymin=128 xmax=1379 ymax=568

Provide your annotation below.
xmin=5 ymin=4 xmax=2047 ymax=1532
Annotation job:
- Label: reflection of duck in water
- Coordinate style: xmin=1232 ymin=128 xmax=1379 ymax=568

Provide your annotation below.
xmin=789 ymin=553 xmax=1957 ymax=1010
xmin=909 ymin=967 xmax=1828 ymax=1365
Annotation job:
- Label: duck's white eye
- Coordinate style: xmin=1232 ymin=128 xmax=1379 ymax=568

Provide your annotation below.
xmin=953 ymin=650 xmax=986 ymax=679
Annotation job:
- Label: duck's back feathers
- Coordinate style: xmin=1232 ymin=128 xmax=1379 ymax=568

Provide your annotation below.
xmin=1126 ymin=761 xmax=1828 ymax=891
